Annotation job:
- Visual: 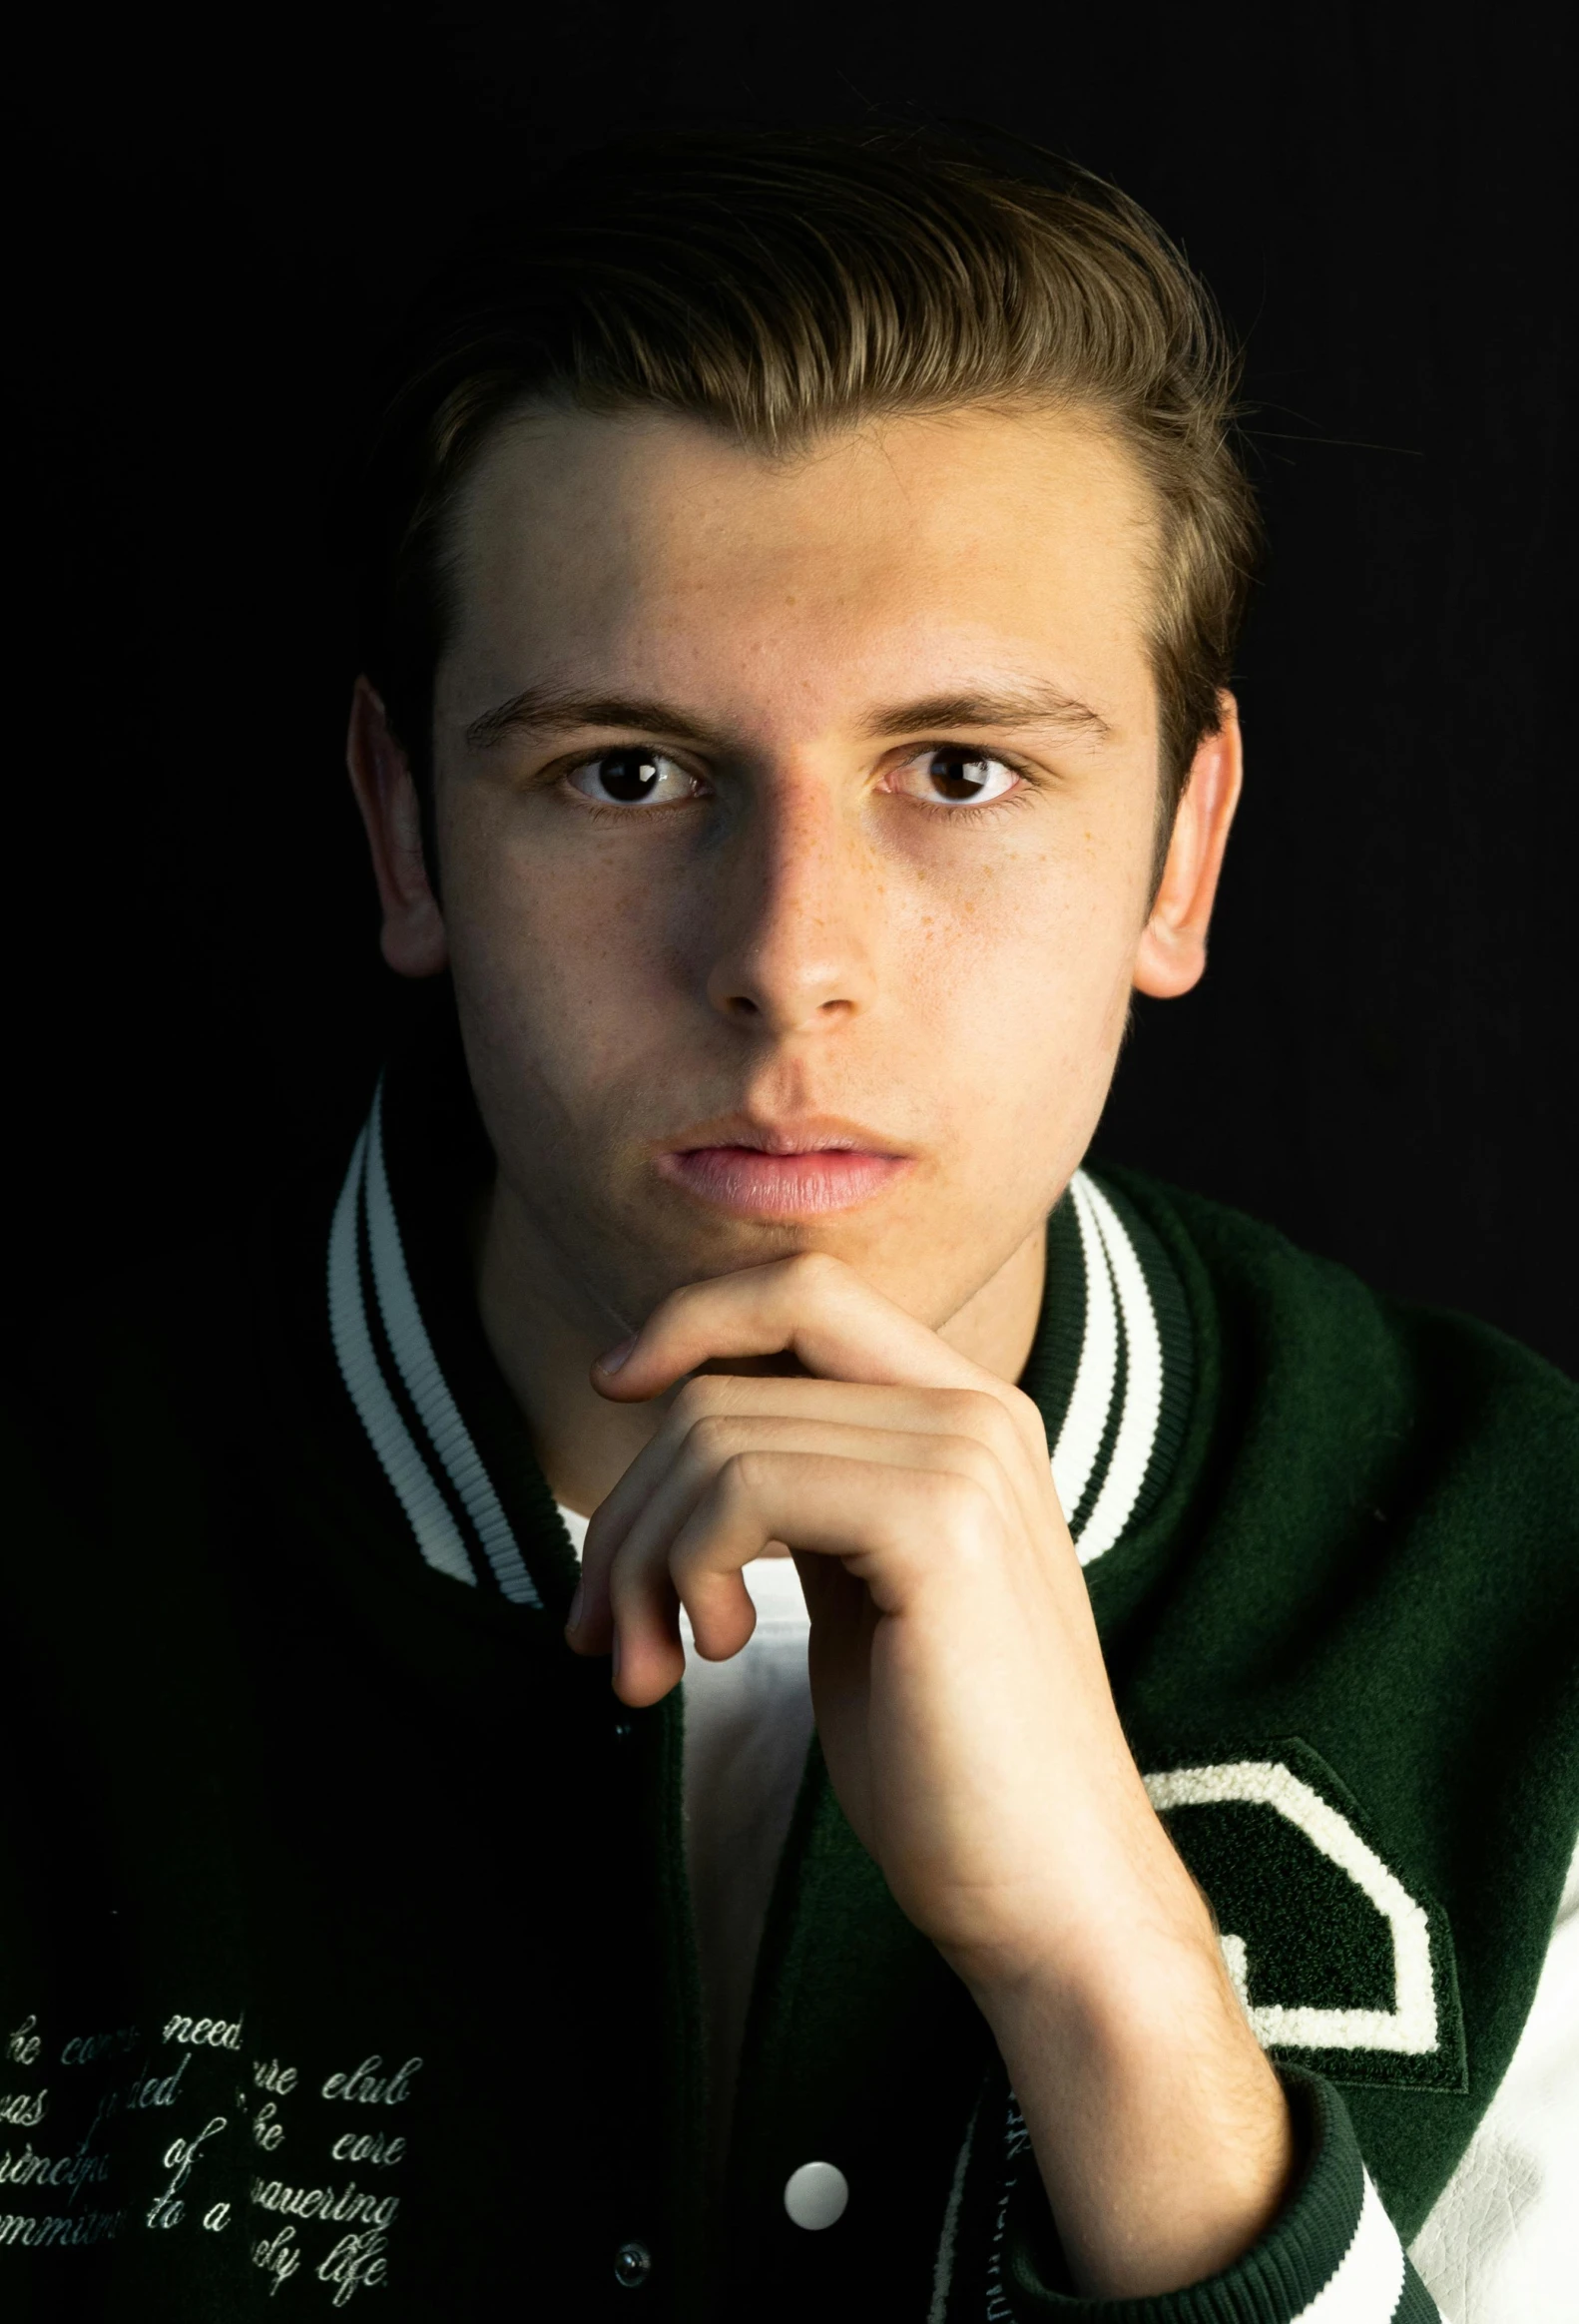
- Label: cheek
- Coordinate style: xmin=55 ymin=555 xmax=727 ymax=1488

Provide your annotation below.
xmin=907 ymin=845 xmax=1144 ymax=1073
xmin=440 ymin=810 xmax=681 ymax=1079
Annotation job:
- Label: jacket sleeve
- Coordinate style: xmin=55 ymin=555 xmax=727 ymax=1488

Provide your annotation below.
xmin=970 ymin=2071 xmax=1444 ymax=2324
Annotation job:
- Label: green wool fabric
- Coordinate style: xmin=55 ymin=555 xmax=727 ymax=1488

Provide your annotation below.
xmin=1 ymin=1059 xmax=1574 ymax=2321
xmin=1089 ymin=1171 xmax=1578 ymax=2236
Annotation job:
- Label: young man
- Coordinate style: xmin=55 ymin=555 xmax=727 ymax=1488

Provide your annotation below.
xmin=2 ymin=129 xmax=1573 ymax=2321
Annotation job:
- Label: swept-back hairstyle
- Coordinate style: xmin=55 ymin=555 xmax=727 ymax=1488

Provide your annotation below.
xmin=358 ymin=123 xmax=1258 ymax=838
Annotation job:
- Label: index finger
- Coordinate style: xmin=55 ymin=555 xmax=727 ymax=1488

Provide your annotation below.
xmin=593 ymin=1251 xmax=1045 ymax=1455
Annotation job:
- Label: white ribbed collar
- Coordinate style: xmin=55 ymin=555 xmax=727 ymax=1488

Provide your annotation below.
xmin=327 ymin=1085 xmax=1175 ymax=1600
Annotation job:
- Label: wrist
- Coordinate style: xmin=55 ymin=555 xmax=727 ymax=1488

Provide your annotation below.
xmin=960 ymin=1898 xmax=1237 ymax=2076
xmin=959 ymin=1910 xmax=1296 ymax=2300
xmin=940 ymin=1780 xmax=1224 ymax=2012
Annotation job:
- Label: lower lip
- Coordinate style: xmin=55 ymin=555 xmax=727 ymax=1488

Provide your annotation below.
xmin=656 ymin=1146 xmax=909 ymax=1217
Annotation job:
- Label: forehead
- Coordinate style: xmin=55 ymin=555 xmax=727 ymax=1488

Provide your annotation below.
xmin=443 ymin=402 xmax=1160 ymax=734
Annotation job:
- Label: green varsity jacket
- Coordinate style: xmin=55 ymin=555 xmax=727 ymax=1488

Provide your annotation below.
xmin=2 ymin=1024 xmax=1576 ymax=2321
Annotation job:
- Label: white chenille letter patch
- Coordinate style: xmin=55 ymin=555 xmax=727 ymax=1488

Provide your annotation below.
xmin=1144 ymin=1738 xmax=1466 ymax=2091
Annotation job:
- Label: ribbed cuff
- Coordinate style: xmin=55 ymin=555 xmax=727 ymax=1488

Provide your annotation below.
xmin=990 ymin=2070 xmax=1439 ymax=2323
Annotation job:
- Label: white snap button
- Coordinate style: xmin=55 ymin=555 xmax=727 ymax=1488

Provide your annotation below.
xmin=783 ymin=2159 xmax=848 ymax=2230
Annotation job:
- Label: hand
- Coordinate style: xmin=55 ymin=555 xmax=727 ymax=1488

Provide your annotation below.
xmin=568 ymin=1252 xmax=1293 ymax=2296
xmin=572 ymin=1251 xmax=1159 ymax=1982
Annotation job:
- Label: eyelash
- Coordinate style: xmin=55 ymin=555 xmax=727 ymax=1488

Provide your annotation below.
xmin=557 ymin=748 xmax=1037 ymax=821
xmin=910 ymin=770 xmax=1036 ymax=825
xmin=926 ymin=795 xmax=1028 ymax=825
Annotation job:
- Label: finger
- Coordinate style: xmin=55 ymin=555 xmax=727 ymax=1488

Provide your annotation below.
xmin=603 ymin=1549 xmax=702 ymax=1707
xmin=607 ymin=1520 xmax=758 ymax=1706
xmin=587 ymin=1375 xmax=1038 ymax=1564
xmin=592 ymin=1254 xmax=1051 ymax=1470
xmin=603 ymin=1430 xmax=1021 ymax=1706
xmin=593 ymin=1252 xmax=986 ymax=1401
xmin=583 ymin=1414 xmax=1017 ymax=1683
xmin=571 ymin=1381 xmax=1048 ymax=1650
xmin=667 ymin=1450 xmax=999 ymax=1625
xmin=625 ymin=1413 xmax=1018 ymax=1639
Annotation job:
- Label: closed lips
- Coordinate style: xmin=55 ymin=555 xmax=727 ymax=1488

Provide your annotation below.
xmin=655 ymin=1143 xmax=909 ymax=1217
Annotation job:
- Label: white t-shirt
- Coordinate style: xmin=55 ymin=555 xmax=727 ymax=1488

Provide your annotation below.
xmin=556 ymin=1508 xmax=814 ymax=2166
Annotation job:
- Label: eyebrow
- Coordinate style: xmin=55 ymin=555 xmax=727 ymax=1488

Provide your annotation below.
xmin=861 ymin=686 xmax=1113 ymax=743
xmin=463 ymin=676 xmax=1112 ymax=753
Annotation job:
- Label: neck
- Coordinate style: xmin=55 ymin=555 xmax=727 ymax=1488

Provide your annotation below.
xmin=472 ymin=1184 xmax=1049 ymax=1519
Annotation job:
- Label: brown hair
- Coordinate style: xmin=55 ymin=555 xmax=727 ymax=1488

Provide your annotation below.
xmin=359 ymin=124 xmax=1258 ymax=847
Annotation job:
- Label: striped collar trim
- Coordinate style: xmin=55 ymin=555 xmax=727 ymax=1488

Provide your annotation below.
xmin=326 ymin=1089 xmax=1189 ymax=1602
xmin=1056 ymin=1170 xmax=1187 ymax=1568
xmin=327 ymin=1079 xmax=542 ymax=1607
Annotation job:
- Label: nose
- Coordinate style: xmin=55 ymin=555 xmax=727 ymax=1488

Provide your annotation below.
xmin=703 ymin=771 xmax=878 ymax=1038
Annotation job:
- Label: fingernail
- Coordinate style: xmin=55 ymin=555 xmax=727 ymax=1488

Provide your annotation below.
xmin=566 ymin=1581 xmax=584 ymax=1632
xmin=599 ymin=1335 xmax=636 ymax=1375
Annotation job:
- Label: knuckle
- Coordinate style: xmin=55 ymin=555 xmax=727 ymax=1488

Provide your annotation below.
xmin=688 ymin=1412 xmax=743 ymax=1462
xmin=786 ymin=1249 xmax=843 ymax=1294
xmin=935 ymin=1390 xmax=1022 ymax=1471
xmin=934 ymin=1468 xmax=993 ymax=1528
xmin=1004 ymin=1383 xmax=1050 ymax=1449
xmin=948 ymin=1384 xmax=1040 ymax=1468
xmin=941 ymin=1388 xmax=997 ymax=1433
xmin=606 ymin=1556 xmax=646 ymax=1621
xmin=942 ymin=1435 xmax=1005 ymax=1491
xmin=665 ymin=1531 xmax=708 ymax=1587
xmin=718 ymin=1447 xmax=772 ymax=1501
xmin=672 ymin=1377 xmax=720 ymax=1425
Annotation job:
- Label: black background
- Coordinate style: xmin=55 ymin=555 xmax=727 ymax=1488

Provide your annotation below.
xmin=11 ymin=2 xmax=1575 ymax=1376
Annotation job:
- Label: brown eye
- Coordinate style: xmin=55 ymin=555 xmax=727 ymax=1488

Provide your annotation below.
xmin=890 ymin=748 xmax=1020 ymax=806
xmin=568 ymin=750 xmax=701 ymax=807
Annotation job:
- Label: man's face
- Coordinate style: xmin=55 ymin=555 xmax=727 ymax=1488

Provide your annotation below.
xmin=426 ymin=403 xmax=1189 ymax=1337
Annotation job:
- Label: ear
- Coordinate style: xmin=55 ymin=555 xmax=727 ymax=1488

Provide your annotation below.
xmin=346 ymin=676 xmax=449 ymax=978
xmin=1132 ymin=693 xmax=1244 ymax=1000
